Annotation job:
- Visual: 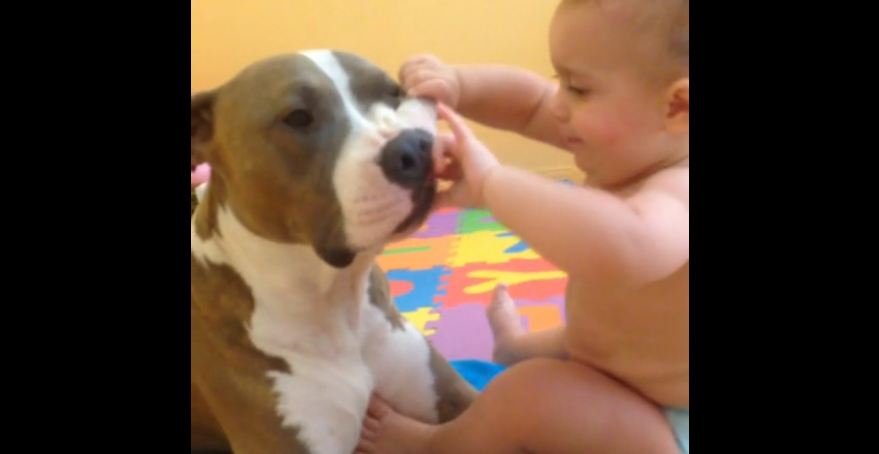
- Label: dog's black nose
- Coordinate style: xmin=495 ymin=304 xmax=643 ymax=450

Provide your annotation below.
xmin=378 ymin=129 xmax=433 ymax=187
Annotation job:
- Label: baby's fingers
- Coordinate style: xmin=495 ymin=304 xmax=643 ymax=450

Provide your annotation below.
xmin=399 ymin=54 xmax=436 ymax=74
xmin=437 ymin=103 xmax=475 ymax=146
xmin=408 ymin=78 xmax=452 ymax=102
xmin=436 ymin=159 xmax=463 ymax=181
xmin=433 ymin=181 xmax=471 ymax=210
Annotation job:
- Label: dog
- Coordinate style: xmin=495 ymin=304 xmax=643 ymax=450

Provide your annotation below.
xmin=190 ymin=50 xmax=477 ymax=453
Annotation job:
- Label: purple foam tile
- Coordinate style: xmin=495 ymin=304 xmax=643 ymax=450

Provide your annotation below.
xmin=428 ymin=302 xmax=494 ymax=361
xmin=414 ymin=209 xmax=460 ymax=238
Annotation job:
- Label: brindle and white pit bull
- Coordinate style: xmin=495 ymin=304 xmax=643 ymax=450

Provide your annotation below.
xmin=190 ymin=50 xmax=477 ymax=454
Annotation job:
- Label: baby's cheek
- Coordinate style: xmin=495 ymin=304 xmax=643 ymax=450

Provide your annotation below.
xmin=577 ymin=112 xmax=625 ymax=147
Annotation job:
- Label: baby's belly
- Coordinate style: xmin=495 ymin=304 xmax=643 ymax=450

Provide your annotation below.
xmin=565 ymin=268 xmax=689 ymax=407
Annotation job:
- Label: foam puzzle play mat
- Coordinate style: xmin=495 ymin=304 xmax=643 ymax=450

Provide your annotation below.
xmin=377 ymin=207 xmax=567 ymax=361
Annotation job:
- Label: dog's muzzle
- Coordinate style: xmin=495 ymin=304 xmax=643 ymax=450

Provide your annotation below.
xmin=378 ymin=129 xmax=434 ymax=188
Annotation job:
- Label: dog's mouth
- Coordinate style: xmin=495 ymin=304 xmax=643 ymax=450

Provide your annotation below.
xmin=337 ymin=163 xmax=433 ymax=247
xmin=344 ymin=172 xmax=435 ymax=238
xmin=346 ymin=192 xmax=411 ymax=228
xmin=365 ymin=126 xmax=437 ymax=237
xmin=393 ymin=176 xmax=436 ymax=235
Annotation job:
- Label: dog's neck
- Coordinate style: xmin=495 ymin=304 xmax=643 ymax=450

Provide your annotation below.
xmin=191 ymin=201 xmax=380 ymax=338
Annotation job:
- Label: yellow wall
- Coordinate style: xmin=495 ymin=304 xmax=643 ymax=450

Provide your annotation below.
xmin=191 ymin=0 xmax=583 ymax=180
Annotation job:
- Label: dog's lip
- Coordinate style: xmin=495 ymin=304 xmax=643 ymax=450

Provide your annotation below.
xmin=391 ymin=177 xmax=435 ymax=235
xmin=347 ymin=193 xmax=408 ymax=226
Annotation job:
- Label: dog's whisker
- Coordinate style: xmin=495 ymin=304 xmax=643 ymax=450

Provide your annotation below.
xmin=345 ymin=204 xmax=408 ymax=226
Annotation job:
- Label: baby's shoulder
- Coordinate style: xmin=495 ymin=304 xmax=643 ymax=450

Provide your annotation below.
xmin=639 ymin=165 xmax=688 ymax=206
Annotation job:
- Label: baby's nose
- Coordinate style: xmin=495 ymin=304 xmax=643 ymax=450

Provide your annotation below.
xmin=550 ymin=90 xmax=570 ymax=122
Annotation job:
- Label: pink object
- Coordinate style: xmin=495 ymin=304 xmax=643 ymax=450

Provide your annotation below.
xmin=191 ymin=163 xmax=211 ymax=188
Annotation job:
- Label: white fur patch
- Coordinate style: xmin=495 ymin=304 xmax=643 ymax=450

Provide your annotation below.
xmin=194 ymin=182 xmax=208 ymax=201
xmin=191 ymin=205 xmax=440 ymax=453
xmin=361 ymin=303 xmax=440 ymax=423
xmin=301 ymin=50 xmax=372 ymax=131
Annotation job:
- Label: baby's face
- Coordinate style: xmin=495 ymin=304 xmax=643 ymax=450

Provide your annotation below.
xmin=548 ymin=0 xmax=684 ymax=188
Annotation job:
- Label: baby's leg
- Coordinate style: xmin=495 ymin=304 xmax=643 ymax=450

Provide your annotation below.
xmin=359 ymin=357 xmax=679 ymax=454
xmin=488 ymin=284 xmax=567 ymax=365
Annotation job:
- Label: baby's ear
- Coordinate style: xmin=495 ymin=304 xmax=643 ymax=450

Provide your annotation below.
xmin=664 ymin=78 xmax=688 ymax=134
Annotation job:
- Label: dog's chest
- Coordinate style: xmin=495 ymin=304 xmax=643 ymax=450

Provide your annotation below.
xmin=239 ymin=274 xmax=371 ymax=453
xmin=250 ymin=290 xmax=438 ymax=454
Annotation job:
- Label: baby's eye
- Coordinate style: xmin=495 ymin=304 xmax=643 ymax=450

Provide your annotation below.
xmin=565 ymin=84 xmax=589 ymax=96
xmin=553 ymin=74 xmax=588 ymax=96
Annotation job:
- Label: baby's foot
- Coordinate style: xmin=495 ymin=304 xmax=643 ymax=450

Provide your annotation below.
xmin=487 ymin=284 xmax=525 ymax=365
xmin=357 ymin=395 xmax=436 ymax=454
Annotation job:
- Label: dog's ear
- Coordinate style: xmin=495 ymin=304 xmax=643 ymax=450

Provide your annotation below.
xmin=191 ymin=91 xmax=216 ymax=171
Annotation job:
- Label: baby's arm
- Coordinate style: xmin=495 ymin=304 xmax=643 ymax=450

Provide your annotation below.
xmin=454 ymin=66 xmax=566 ymax=149
xmin=484 ymin=166 xmax=689 ymax=288
xmin=437 ymin=104 xmax=688 ymax=289
xmin=400 ymin=55 xmax=566 ymax=148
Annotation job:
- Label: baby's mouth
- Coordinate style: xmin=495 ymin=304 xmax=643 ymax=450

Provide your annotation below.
xmin=560 ymin=127 xmax=582 ymax=146
xmin=565 ymin=136 xmax=583 ymax=147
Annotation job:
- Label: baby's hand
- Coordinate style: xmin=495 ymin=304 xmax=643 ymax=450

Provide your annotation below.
xmin=399 ymin=54 xmax=461 ymax=108
xmin=434 ymin=103 xmax=500 ymax=209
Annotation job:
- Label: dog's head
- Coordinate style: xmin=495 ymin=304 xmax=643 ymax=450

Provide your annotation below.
xmin=191 ymin=51 xmax=438 ymax=268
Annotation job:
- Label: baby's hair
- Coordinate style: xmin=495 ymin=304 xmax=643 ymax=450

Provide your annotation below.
xmin=654 ymin=0 xmax=689 ymax=71
xmin=565 ymin=0 xmax=689 ymax=82
xmin=669 ymin=1 xmax=688 ymax=68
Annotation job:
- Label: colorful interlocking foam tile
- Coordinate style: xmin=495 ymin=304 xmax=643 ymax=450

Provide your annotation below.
xmin=377 ymin=207 xmax=568 ymax=361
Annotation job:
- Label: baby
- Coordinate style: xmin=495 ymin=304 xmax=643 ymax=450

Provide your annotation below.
xmin=358 ymin=0 xmax=688 ymax=453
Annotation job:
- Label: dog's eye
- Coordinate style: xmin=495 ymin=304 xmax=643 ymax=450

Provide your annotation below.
xmin=389 ymin=85 xmax=404 ymax=99
xmin=284 ymin=109 xmax=313 ymax=129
